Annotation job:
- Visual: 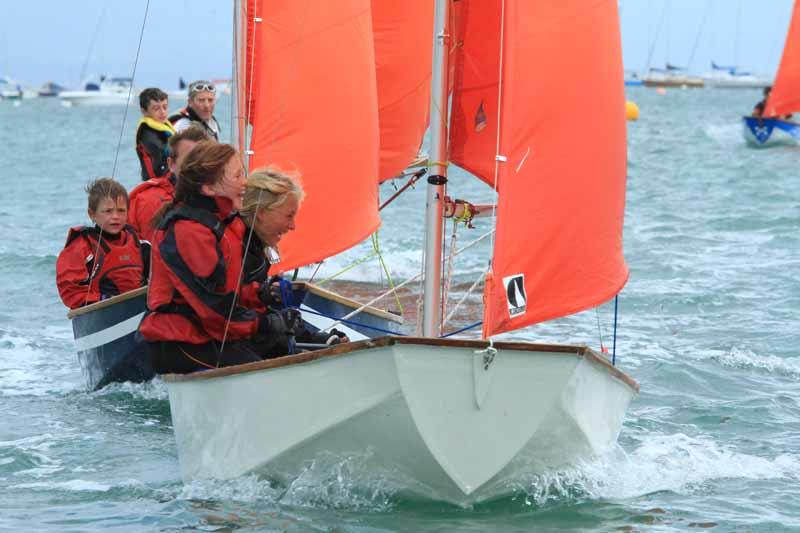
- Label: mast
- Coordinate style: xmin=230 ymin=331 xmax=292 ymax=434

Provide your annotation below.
xmin=231 ymin=0 xmax=243 ymax=157
xmin=421 ymin=0 xmax=450 ymax=337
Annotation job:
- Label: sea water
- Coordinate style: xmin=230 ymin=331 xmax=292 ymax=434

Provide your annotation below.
xmin=0 ymin=87 xmax=798 ymax=531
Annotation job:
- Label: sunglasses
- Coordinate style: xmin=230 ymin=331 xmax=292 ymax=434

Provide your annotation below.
xmin=189 ymin=83 xmax=216 ymax=94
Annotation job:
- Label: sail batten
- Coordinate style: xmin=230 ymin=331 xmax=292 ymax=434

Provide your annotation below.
xmin=244 ymin=0 xmax=381 ymax=272
xmin=447 ymin=0 xmax=629 ymax=337
xmin=766 ymin=2 xmax=800 ymax=117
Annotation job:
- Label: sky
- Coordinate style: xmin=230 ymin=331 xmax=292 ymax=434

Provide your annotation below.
xmin=1 ymin=0 xmax=795 ymax=88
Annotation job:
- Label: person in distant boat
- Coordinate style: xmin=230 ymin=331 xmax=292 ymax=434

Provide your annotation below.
xmin=56 ymin=178 xmax=150 ymax=309
xmin=128 ymin=125 xmax=208 ymax=241
xmin=169 ymin=80 xmax=221 ymax=141
xmin=136 ymin=88 xmax=176 ymax=181
xmin=238 ymin=169 xmax=349 ymax=355
xmin=139 ymin=141 xmax=300 ymax=374
xmin=752 ymin=86 xmax=771 ymax=118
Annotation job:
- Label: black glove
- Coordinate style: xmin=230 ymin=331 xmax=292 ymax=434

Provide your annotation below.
xmin=280 ymin=308 xmax=303 ymax=333
xmin=257 ymin=275 xmax=284 ymax=309
xmin=306 ymin=327 xmax=349 ymax=346
xmin=257 ymin=311 xmax=292 ymax=339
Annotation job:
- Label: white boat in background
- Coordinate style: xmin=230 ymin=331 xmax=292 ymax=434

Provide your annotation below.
xmin=164 ymin=0 xmax=638 ymax=506
xmin=704 ymin=63 xmax=770 ymax=89
xmin=59 ymin=76 xmax=136 ymax=106
xmin=0 ymin=77 xmax=23 ymax=100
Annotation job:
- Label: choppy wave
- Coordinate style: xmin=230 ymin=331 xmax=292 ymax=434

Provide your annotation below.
xmin=714 ymin=346 xmax=800 ymax=378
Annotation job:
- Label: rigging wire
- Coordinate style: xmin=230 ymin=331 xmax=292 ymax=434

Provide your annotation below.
xmin=83 ymin=0 xmax=150 ymax=307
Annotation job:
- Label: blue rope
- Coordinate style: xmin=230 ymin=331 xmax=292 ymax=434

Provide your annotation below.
xmin=612 ymin=294 xmax=619 ymax=366
xmin=440 ymin=321 xmax=483 ymax=338
xmin=292 ymin=306 xmax=407 ymax=336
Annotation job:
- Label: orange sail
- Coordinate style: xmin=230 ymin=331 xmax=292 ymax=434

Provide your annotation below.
xmin=458 ymin=0 xmax=630 ymax=337
xmin=766 ymin=1 xmax=800 ymax=117
xmin=372 ymin=1 xmax=433 ymax=181
xmin=243 ymin=0 xmax=381 ymax=272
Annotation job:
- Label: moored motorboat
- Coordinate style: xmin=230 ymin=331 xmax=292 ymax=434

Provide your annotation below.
xmin=165 ymin=337 xmax=638 ymax=505
xmin=59 ymin=77 xmax=136 ymax=106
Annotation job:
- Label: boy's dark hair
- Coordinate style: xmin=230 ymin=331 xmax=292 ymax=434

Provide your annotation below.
xmin=139 ymin=87 xmax=168 ymax=110
xmin=167 ymin=124 xmax=209 ymax=158
xmin=85 ymin=177 xmax=129 ymax=212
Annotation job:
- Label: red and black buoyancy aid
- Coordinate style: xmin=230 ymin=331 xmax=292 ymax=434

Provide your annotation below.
xmin=58 ymin=225 xmax=149 ymax=308
xmin=139 ymin=196 xmax=260 ymax=344
xmin=168 ymin=106 xmax=220 ymax=142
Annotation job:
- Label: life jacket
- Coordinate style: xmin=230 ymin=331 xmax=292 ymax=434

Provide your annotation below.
xmin=241 ymin=226 xmax=269 ymax=284
xmin=168 ymin=106 xmax=220 ymax=141
xmin=139 ymin=196 xmax=259 ymax=344
xmin=128 ymin=175 xmax=176 ymax=240
xmin=64 ymin=225 xmax=149 ymax=298
xmin=135 ymin=117 xmax=175 ymax=181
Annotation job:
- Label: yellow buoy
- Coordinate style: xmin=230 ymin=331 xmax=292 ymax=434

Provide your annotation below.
xmin=625 ymin=100 xmax=640 ymax=121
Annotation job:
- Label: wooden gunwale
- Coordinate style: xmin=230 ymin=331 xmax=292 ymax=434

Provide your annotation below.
xmin=66 ymin=286 xmax=147 ymax=319
xmin=163 ymin=335 xmax=639 ymax=391
xmin=66 ymin=282 xmax=402 ymax=323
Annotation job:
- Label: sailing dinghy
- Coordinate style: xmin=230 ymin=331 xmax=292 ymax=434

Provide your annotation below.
xmin=743 ymin=1 xmax=800 ymax=147
xmin=163 ymin=0 xmax=638 ymax=506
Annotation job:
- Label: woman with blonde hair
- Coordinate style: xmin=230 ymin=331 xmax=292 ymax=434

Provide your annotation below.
xmin=239 ymin=168 xmax=348 ymax=352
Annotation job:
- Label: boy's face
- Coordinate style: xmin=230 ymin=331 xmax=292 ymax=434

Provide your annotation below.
xmin=89 ymin=196 xmax=128 ymax=235
xmin=142 ymin=98 xmax=169 ymax=123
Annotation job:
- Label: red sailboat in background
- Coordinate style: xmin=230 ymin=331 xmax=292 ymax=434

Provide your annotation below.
xmin=164 ymin=0 xmax=638 ymax=506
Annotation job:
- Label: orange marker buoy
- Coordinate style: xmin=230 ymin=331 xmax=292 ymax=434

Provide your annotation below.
xmin=625 ymin=100 xmax=640 ymax=121
xmin=656 ymin=87 xmax=667 ymax=95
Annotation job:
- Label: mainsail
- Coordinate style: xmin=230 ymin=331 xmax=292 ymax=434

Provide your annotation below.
xmin=241 ymin=0 xmax=381 ymax=272
xmin=372 ymin=1 xmax=433 ymax=181
xmin=766 ymin=1 xmax=800 ymax=117
xmin=448 ymin=1 xmax=629 ymax=336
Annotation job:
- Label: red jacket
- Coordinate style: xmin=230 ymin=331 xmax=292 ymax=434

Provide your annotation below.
xmin=128 ymin=175 xmax=175 ymax=241
xmin=56 ymin=226 xmax=148 ymax=309
xmin=139 ymin=195 xmax=262 ymax=344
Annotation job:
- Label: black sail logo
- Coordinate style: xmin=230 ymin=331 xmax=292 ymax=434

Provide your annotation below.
xmin=475 ymin=100 xmax=487 ymax=132
xmin=503 ymin=274 xmax=527 ymax=317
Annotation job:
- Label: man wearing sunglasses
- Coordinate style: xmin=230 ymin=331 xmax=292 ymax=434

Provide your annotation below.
xmin=169 ymin=80 xmax=221 ymax=142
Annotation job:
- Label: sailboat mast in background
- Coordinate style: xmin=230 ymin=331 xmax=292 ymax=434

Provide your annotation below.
xmin=421 ymin=0 xmax=451 ymax=337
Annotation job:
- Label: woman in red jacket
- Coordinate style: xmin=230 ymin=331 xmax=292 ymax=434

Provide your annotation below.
xmin=56 ymin=178 xmax=149 ymax=309
xmin=139 ymin=141 xmax=297 ymax=374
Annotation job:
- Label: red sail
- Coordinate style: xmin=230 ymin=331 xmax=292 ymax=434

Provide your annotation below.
xmin=244 ymin=1 xmax=380 ymax=272
xmin=451 ymin=0 xmax=630 ymax=336
xmin=766 ymin=1 xmax=800 ymax=117
xmin=372 ymin=1 xmax=433 ymax=181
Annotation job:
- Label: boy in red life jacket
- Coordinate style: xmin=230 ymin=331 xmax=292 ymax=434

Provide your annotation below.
xmin=128 ymin=125 xmax=208 ymax=241
xmin=136 ymin=88 xmax=176 ymax=182
xmin=56 ymin=178 xmax=150 ymax=309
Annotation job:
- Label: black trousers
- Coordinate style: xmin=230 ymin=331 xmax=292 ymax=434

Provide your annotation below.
xmin=148 ymin=340 xmax=263 ymax=375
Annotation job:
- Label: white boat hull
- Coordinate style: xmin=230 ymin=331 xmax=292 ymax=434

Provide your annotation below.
xmin=59 ymin=90 xmax=136 ymax=106
xmin=165 ymin=337 xmax=637 ymax=505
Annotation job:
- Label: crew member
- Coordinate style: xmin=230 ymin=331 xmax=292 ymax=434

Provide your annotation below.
xmin=169 ymin=80 xmax=221 ymax=141
xmin=139 ymin=141 xmax=297 ymax=374
xmin=136 ymin=87 xmax=176 ymax=181
xmin=238 ymin=169 xmax=349 ymax=354
xmin=56 ymin=178 xmax=149 ymax=309
xmin=128 ymin=125 xmax=208 ymax=241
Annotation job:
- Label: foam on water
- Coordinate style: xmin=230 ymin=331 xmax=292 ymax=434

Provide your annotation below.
xmin=509 ymin=432 xmax=799 ymax=507
xmin=713 ymin=346 xmax=800 ymax=378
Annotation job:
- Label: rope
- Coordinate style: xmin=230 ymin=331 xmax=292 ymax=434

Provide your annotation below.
xmin=110 ymin=0 xmax=150 ymax=180
xmin=83 ymin=1 xmax=150 ymax=307
xmin=317 ymin=250 xmax=380 ymax=285
xmin=595 ymin=307 xmax=606 ymax=354
xmin=441 ymin=320 xmax=482 ymax=338
xmin=372 ymin=232 xmax=403 ymax=314
xmin=612 ymin=294 xmax=619 ymax=366
xmin=444 ymin=266 xmax=487 ymax=327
